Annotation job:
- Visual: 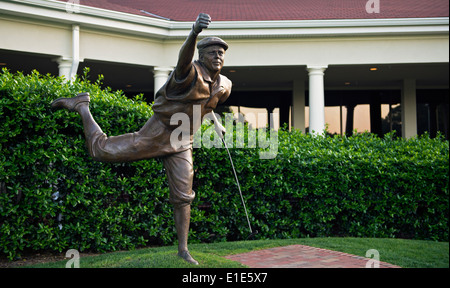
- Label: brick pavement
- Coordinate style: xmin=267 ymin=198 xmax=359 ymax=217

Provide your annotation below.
xmin=225 ymin=245 xmax=401 ymax=268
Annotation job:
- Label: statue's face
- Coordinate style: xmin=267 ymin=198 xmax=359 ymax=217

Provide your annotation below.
xmin=200 ymin=45 xmax=225 ymax=73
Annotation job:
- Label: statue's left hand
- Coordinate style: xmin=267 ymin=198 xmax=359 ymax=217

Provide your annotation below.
xmin=193 ymin=13 xmax=211 ymax=34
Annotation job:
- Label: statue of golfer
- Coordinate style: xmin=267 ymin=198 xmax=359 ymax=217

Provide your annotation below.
xmin=51 ymin=13 xmax=231 ymax=265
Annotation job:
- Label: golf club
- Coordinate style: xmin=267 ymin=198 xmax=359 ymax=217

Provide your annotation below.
xmin=211 ymin=112 xmax=258 ymax=239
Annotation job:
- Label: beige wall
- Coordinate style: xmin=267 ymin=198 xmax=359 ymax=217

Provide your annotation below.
xmin=79 ymin=29 xmax=167 ymax=66
xmin=224 ymin=36 xmax=449 ymax=67
xmin=1 ymin=15 xmax=448 ymax=69
xmin=0 ymin=16 xmax=71 ymax=57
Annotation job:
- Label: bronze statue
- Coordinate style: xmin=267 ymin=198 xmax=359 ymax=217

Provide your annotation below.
xmin=51 ymin=13 xmax=231 ymax=265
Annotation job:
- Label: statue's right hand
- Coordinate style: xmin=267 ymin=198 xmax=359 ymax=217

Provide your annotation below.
xmin=193 ymin=13 xmax=211 ymax=34
xmin=214 ymin=120 xmax=226 ymax=140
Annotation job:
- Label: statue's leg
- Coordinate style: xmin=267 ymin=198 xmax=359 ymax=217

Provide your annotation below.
xmin=51 ymin=92 xmax=104 ymax=157
xmin=51 ymin=92 xmax=162 ymax=162
xmin=76 ymin=102 xmax=109 ymax=159
xmin=162 ymin=149 xmax=198 ymax=265
xmin=174 ymin=205 xmax=198 ymax=265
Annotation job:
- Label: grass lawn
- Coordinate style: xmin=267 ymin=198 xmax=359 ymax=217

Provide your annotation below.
xmin=23 ymin=237 xmax=448 ymax=268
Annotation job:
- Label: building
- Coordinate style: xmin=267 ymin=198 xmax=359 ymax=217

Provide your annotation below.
xmin=1 ymin=0 xmax=448 ymax=138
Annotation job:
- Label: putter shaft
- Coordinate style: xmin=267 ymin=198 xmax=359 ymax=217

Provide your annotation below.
xmin=221 ymin=138 xmax=253 ymax=234
xmin=211 ymin=111 xmax=253 ymax=235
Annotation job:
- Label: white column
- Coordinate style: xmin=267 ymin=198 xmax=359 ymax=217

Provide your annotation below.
xmin=153 ymin=67 xmax=173 ymax=98
xmin=54 ymin=25 xmax=81 ymax=83
xmin=292 ymin=78 xmax=306 ymax=133
xmin=56 ymin=58 xmax=73 ymax=81
xmin=69 ymin=25 xmax=80 ymax=82
xmin=401 ymin=79 xmax=417 ymax=138
xmin=307 ymin=65 xmax=328 ymax=135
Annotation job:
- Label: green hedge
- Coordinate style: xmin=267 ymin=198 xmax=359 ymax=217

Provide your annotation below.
xmin=1 ymin=69 xmax=448 ymax=260
xmin=194 ymin=129 xmax=448 ymax=243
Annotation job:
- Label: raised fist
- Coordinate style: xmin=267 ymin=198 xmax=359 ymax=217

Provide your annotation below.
xmin=193 ymin=13 xmax=211 ymax=34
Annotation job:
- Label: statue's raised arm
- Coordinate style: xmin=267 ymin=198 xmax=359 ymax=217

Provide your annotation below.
xmin=175 ymin=13 xmax=211 ymax=81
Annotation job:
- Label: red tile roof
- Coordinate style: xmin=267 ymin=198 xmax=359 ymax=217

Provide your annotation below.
xmin=61 ymin=0 xmax=449 ymax=21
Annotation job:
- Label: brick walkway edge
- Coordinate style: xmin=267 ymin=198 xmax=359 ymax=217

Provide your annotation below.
xmin=225 ymin=244 xmax=401 ymax=268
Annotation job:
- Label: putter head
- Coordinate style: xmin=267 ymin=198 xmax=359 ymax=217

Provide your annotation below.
xmin=246 ymin=230 xmax=259 ymax=240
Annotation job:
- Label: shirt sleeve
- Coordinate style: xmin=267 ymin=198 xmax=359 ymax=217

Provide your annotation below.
xmin=219 ymin=76 xmax=232 ymax=104
xmin=164 ymin=64 xmax=197 ymax=101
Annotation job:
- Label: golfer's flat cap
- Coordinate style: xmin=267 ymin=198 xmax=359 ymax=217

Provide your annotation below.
xmin=197 ymin=37 xmax=229 ymax=51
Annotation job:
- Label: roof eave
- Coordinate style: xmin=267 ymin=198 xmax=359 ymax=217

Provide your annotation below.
xmin=2 ymin=0 xmax=448 ymax=39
